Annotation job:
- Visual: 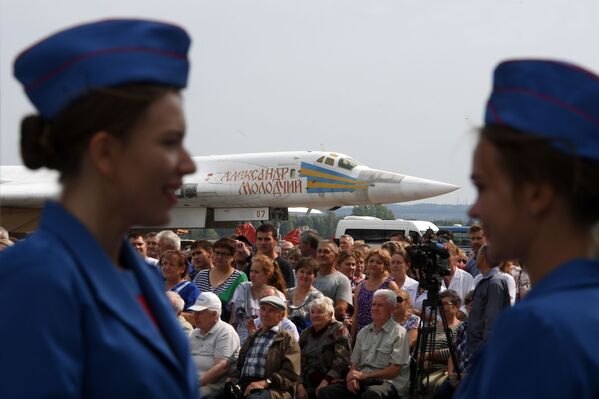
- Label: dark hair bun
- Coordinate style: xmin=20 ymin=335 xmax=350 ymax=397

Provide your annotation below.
xmin=20 ymin=115 xmax=53 ymax=170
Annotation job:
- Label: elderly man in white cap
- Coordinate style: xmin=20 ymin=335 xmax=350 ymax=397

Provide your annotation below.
xmin=231 ymin=295 xmax=300 ymax=399
xmin=189 ymin=292 xmax=240 ymax=398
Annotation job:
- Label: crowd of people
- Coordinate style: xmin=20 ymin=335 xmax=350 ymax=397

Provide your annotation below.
xmin=1 ymin=16 xmax=599 ymax=399
xmin=0 ymin=217 xmax=534 ymax=398
xmin=108 ymin=223 xmax=528 ymax=398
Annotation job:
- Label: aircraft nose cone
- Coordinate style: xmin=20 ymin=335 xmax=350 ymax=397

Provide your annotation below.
xmin=399 ymin=175 xmax=459 ymax=199
xmin=366 ymin=173 xmax=459 ymax=203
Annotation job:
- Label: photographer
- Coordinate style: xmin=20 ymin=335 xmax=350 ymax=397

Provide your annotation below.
xmin=408 ymin=244 xmax=449 ymax=318
xmin=406 ymin=240 xmax=463 ymax=398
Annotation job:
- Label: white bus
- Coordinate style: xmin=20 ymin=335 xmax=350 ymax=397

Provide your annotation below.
xmin=335 ymin=216 xmax=438 ymax=245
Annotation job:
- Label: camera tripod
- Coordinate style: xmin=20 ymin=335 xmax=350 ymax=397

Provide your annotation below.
xmin=409 ymin=294 xmax=460 ymax=398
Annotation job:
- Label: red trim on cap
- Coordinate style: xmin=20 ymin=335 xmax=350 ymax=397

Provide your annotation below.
xmin=493 ymin=87 xmax=599 ymax=128
xmin=486 ymin=100 xmax=502 ymax=123
xmin=25 ymin=46 xmax=188 ymax=92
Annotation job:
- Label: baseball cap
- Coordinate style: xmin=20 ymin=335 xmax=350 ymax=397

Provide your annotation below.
xmin=188 ymin=292 xmax=221 ymax=312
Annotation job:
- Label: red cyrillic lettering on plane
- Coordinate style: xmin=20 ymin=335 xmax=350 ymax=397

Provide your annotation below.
xmin=221 ymin=167 xmax=292 ymax=182
xmin=238 ymin=179 xmax=304 ymax=196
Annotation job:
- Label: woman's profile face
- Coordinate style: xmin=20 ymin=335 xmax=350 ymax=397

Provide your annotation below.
xmin=250 ymin=262 xmax=268 ymax=286
xmin=449 ymin=253 xmax=460 ymax=271
xmin=469 ymin=137 xmax=531 ymax=262
xmin=109 ymin=92 xmax=196 ymax=227
xmin=393 ymin=293 xmax=410 ymax=318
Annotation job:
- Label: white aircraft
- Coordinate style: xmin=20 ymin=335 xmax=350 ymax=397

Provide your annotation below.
xmin=0 ymin=151 xmax=458 ymax=233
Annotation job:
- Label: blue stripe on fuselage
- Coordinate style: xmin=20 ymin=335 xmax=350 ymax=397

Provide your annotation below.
xmin=299 ymin=162 xmax=358 ymax=180
xmin=306 ymin=187 xmax=356 ymax=193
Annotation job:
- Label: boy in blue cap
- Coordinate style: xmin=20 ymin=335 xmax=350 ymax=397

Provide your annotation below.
xmin=0 ymin=19 xmax=199 ymax=398
xmin=455 ymin=60 xmax=599 ymax=398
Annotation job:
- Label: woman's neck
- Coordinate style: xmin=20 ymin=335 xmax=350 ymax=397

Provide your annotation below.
xmin=395 ymin=310 xmax=408 ymax=323
xmin=314 ymin=320 xmax=332 ymax=332
xmin=367 ymin=272 xmax=387 ymax=286
xmin=394 ymin=274 xmax=406 ymax=287
xmin=251 ymin=283 xmax=264 ymax=296
xmin=61 ymin=178 xmax=126 ymax=266
xmin=214 ymin=264 xmax=233 ymax=275
xmin=165 ymin=278 xmax=183 ymax=290
xmin=446 ymin=315 xmax=459 ymax=327
xmin=522 ymin=223 xmax=593 ymax=284
xmin=295 ymin=283 xmax=310 ymax=295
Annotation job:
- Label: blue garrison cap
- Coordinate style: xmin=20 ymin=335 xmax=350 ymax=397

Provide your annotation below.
xmin=485 ymin=59 xmax=599 ymax=161
xmin=14 ymin=19 xmax=191 ymax=119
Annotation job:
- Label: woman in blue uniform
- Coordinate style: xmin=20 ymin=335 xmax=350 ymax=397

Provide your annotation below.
xmin=455 ymin=60 xmax=599 ymax=398
xmin=0 ymin=19 xmax=199 ymax=398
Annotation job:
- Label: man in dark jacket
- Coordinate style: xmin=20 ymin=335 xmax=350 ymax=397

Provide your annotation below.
xmin=232 ymin=296 xmax=300 ymax=399
xmin=466 ymin=245 xmax=511 ymax=359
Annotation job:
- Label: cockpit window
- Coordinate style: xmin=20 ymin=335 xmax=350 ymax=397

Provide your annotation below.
xmin=338 ymin=157 xmax=359 ymax=170
xmin=324 ymin=157 xmax=335 ymax=166
xmin=316 ymin=156 xmax=325 ymax=164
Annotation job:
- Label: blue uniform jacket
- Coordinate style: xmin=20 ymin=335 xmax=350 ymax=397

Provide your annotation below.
xmin=455 ymin=258 xmax=599 ymax=398
xmin=0 ymin=202 xmax=198 ymax=398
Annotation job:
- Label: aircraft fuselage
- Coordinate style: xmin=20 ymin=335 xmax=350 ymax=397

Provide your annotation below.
xmin=1 ymin=150 xmax=458 ymax=231
xmin=179 ymin=151 xmax=457 ymax=209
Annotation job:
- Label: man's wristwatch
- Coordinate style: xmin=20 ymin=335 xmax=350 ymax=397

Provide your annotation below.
xmin=265 ymin=378 xmax=272 ymax=388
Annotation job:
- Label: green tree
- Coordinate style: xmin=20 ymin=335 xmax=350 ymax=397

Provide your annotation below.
xmin=282 ymin=212 xmax=342 ymax=239
xmin=186 ymin=228 xmax=231 ymax=240
xmin=351 ymin=205 xmax=395 ymax=220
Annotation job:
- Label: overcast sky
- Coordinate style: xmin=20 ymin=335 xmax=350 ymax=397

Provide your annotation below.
xmin=1 ymin=0 xmax=596 ymax=205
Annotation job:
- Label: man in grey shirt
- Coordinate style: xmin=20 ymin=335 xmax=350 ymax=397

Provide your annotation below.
xmin=189 ymin=292 xmax=240 ymax=398
xmin=318 ymin=289 xmax=411 ymax=398
xmin=313 ymin=240 xmax=353 ymax=320
xmin=466 ymin=245 xmax=511 ymax=358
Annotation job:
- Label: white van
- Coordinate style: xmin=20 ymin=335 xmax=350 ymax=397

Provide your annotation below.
xmin=335 ymin=217 xmax=438 ymax=245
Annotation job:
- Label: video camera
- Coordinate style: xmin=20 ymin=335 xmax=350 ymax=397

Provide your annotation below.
xmin=408 ymin=241 xmax=459 ymax=397
xmin=407 ymin=241 xmax=451 ymax=301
